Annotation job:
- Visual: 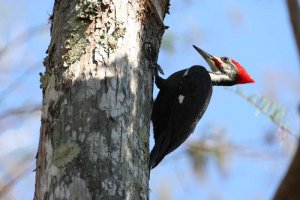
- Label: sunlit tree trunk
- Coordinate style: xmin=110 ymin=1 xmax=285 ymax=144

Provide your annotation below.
xmin=34 ymin=0 xmax=169 ymax=199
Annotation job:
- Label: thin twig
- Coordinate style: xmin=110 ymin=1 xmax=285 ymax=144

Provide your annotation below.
xmin=0 ymin=61 xmax=42 ymax=105
xmin=226 ymin=87 xmax=296 ymax=137
xmin=0 ymin=153 xmax=34 ymax=198
xmin=0 ymin=24 xmax=48 ymax=61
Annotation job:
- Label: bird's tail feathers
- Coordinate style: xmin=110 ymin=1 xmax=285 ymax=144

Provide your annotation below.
xmin=149 ymin=135 xmax=170 ymax=170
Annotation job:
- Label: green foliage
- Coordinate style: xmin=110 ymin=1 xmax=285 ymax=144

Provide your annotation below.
xmin=161 ymin=32 xmax=177 ymax=54
xmin=186 ymin=129 xmax=229 ymax=178
xmin=227 ymin=87 xmax=296 ymax=136
xmin=187 ymin=87 xmax=299 ymax=179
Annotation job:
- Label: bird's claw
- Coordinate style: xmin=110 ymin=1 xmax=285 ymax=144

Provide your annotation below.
xmin=153 ymin=63 xmax=164 ymax=76
xmin=142 ymin=42 xmax=164 ymax=75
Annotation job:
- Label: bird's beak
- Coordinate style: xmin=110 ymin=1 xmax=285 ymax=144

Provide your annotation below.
xmin=193 ymin=45 xmax=220 ymax=72
xmin=193 ymin=45 xmax=213 ymax=60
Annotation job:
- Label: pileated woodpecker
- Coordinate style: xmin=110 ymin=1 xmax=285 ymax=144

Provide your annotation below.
xmin=150 ymin=45 xmax=254 ymax=170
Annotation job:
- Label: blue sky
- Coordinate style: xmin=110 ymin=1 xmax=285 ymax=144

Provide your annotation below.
xmin=154 ymin=1 xmax=299 ymax=199
xmin=0 ymin=0 xmax=299 ymax=199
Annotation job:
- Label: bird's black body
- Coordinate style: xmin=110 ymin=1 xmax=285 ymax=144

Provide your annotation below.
xmin=149 ymin=45 xmax=254 ymax=171
xmin=150 ymin=65 xmax=212 ymax=170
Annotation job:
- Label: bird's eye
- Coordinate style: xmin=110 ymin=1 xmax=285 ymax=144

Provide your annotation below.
xmin=222 ymin=57 xmax=229 ymax=62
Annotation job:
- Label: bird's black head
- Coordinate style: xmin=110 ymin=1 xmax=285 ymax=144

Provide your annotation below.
xmin=193 ymin=45 xmax=254 ymax=86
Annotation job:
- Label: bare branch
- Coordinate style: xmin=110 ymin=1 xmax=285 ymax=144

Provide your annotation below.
xmin=0 ymin=61 xmax=41 ymax=105
xmin=0 ymin=24 xmax=48 ymax=61
xmin=0 ymin=105 xmax=41 ymax=121
xmin=0 ymin=168 xmax=32 ymax=198
xmin=0 ymin=153 xmax=34 ymax=198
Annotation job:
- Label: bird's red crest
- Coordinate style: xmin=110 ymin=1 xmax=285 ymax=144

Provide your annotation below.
xmin=231 ymin=59 xmax=255 ymax=84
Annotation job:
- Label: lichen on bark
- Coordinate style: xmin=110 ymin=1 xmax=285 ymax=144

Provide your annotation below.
xmin=52 ymin=142 xmax=80 ymax=167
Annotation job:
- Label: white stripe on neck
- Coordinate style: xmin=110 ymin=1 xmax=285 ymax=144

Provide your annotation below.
xmin=209 ymin=73 xmax=231 ymax=83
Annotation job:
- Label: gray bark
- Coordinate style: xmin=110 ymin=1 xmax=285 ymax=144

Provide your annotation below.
xmin=34 ymin=0 xmax=169 ymax=199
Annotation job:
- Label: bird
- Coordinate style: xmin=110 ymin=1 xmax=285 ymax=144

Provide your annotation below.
xmin=149 ymin=45 xmax=254 ymax=170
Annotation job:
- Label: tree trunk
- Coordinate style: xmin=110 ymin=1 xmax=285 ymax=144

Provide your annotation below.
xmin=286 ymin=0 xmax=300 ymax=63
xmin=273 ymin=1 xmax=300 ymax=199
xmin=273 ymin=139 xmax=300 ymax=200
xmin=34 ymin=0 xmax=169 ymax=199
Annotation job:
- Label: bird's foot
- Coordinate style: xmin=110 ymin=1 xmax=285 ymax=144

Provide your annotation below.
xmin=153 ymin=63 xmax=164 ymax=76
xmin=142 ymin=41 xmax=164 ymax=76
xmin=152 ymin=63 xmax=165 ymax=89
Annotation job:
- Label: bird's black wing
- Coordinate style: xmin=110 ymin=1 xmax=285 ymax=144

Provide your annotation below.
xmin=150 ymin=66 xmax=212 ymax=169
xmin=151 ymin=68 xmax=187 ymax=141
